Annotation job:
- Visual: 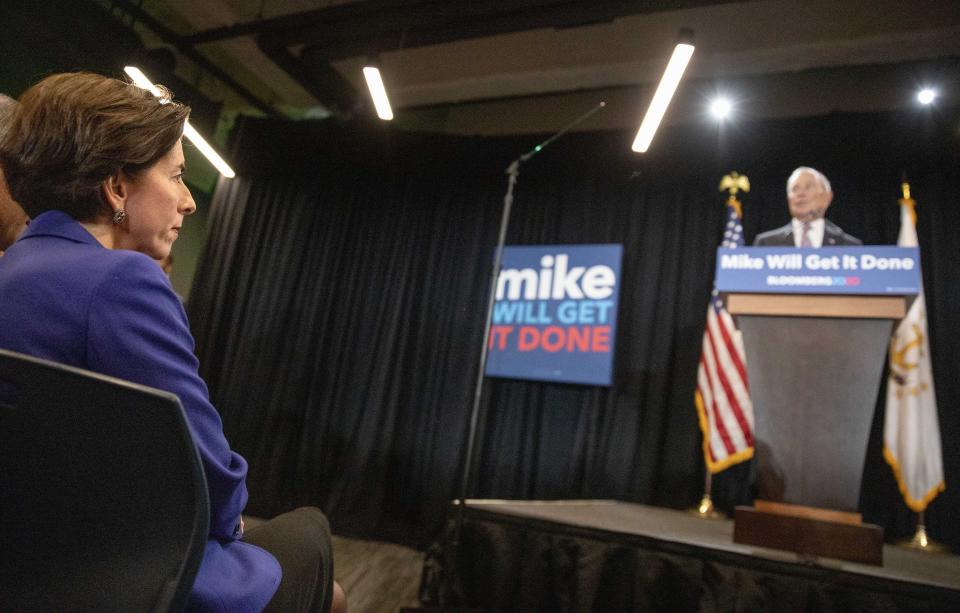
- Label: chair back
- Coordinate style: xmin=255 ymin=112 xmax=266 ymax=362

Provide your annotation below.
xmin=0 ymin=348 xmax=209 ymax=612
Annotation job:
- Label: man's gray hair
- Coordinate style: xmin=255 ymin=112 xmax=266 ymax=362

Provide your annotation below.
xmin=0 ymin=94 xmax=17 ymax=140
xmin=786 ymin=166 xmax=831 ymax=194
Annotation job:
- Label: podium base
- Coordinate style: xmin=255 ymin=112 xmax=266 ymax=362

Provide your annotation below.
xmin=734 ymin=501 xmax=883 ymax=566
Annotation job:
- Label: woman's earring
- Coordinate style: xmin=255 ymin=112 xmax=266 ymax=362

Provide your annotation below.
xmin=112 ymin=209 xmax=127 ymax=225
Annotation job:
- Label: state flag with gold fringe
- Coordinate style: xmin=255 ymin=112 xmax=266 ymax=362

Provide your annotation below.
xmin=883 ymin=187 xmax=945 ymax=511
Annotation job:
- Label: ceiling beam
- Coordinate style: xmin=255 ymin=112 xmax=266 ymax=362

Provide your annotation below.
xmin=164 ymin=0 xmax=746 ymax=120
xmin=257 ymin=40 xmax=360 ymax=118
xmin=186 ymin=0 xmax=745 ymax=57
xmin=109 ymin=0 xmax=281 ymax=117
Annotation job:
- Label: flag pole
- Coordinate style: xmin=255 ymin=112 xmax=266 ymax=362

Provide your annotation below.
xmin=690 ymin=171 xmax=753 ymax=520
xmin=691 ymin=470 xmax=721 ymax=519
xmin=887 ymin=178 xmax=947 ymax=554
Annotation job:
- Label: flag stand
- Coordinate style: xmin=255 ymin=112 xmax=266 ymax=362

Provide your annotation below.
xmin=898 ymin=511 xmax=948 ymax=553
xmin=690 ymin=471 xmax=722 ymax=519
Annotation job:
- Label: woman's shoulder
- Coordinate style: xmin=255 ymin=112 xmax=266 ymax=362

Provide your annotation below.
xmin=93 ymin=249 xmax=175 ymax=299
xmin=56 ymin=244 xmax=167 ymax=290
xmin=100 ymin=247 xmax=166 ymax=272
xmin=15 ymin=214 xmax=162 ymax=273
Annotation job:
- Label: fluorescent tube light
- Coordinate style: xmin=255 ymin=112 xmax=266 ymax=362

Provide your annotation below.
xmin=124 ymin=66 xmax=236 ymax=178
xmin=124 ymin=66 xmax=165 ymax=99
xmin=631 ymin=39 xmax=695 ymax=153
xmin=182 ymin=123 xmax=236 ymax=178
xmin=362 ymin=64 xmax=394 ymax=120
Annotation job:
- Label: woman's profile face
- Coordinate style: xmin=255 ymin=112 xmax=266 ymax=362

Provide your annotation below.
xmin=116 ymin=140 xmax=196 ymax=260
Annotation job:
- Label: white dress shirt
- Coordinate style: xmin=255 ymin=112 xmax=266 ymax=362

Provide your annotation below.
xmin=792 ymin=217 xmax=825 ymax=248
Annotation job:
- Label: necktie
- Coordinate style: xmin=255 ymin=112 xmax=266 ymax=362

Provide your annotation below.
xmin=800 ymin=222 xmax=812 ymax=247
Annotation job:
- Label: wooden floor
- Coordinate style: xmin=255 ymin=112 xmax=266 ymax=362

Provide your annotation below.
xmin=333 ymin=535 xmax=424 ymax=613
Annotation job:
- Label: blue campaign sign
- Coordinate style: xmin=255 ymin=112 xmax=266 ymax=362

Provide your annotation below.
xmin=485 ymin=244 xmax=623 ymax=386
xmin=715 ymin=246 xmax=920 ymax=295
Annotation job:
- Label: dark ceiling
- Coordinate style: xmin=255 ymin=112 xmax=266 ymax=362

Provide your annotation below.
xmin=2 ymin=0 xmax=959 ymax=135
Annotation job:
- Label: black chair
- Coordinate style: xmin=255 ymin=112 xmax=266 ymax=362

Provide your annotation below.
xmin=0 ymin=348 xmax=209 ymax=612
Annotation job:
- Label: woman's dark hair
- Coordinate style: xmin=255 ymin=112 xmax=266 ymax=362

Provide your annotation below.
xmin=0 ymin=72 xmax=190 ymax=221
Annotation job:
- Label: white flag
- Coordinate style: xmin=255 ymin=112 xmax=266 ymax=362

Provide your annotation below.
xmin=883 ymin=200 xmax=945 ymax=512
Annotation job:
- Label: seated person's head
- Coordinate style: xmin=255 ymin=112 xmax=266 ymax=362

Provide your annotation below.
xmin=0 ymin=93 xmax=28 ymax=252
xmin=0 ymin=72 xmax=195 ymax=260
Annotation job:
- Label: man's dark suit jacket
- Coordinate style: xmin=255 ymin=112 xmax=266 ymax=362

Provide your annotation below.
xmin=753 ymin=219 xmax=862 ymax=246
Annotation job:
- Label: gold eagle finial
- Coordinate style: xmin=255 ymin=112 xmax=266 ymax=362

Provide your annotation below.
xmin=899 ymin=179 xmax=917 ymax=228
xmin=719 ymin=171 xmax=750 ymax=218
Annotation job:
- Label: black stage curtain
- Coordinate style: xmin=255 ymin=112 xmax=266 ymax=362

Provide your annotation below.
xmin=187 ymin=106 xmax=960 ymax=550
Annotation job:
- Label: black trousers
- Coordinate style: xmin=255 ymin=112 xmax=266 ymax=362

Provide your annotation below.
xmin=243 ymin=507 xmax=334 ymax=613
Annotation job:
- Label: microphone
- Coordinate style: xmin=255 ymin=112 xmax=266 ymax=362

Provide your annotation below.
xmin=514 ymin=101 xmax=607 ymax=167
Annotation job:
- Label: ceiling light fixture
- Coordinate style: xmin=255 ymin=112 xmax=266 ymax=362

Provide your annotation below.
xmin=632 ymin=29 xmax=695 ymax=153
xmin=917 ymin=88 xmax=937 ymax=105
xmin=362 ymin=57 xmax=394 ymax=120
xmin=124 ymin=66 xmax=236 ymax=178
xmin=710 ymin=97 xmax=732 ymax=120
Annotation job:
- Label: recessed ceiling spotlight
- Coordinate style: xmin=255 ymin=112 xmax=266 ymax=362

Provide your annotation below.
xmin=917 ymin=88 xmax=937 ymax=105
xmin=710 ymin=97 xmax=732 ymax=119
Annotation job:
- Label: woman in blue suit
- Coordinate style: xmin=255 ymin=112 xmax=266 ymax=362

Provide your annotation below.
xmin=0 ymin=72 xmax=344 ymax=613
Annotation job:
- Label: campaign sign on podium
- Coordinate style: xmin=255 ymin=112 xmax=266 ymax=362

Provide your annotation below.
xmin=485 ymin=244 xmax=622 ymax=386
xmin=715 ymin=246 xmax=920 ymax=295
xmin=715 ymin=245 xmax=920 ymax=564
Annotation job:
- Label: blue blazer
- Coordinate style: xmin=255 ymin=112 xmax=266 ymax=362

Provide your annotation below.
xmin=0 ymin=211 xmax=280 ymax=612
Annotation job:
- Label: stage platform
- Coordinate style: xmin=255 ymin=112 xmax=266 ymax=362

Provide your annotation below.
xmin=425 ymin=500 xmax=960 ymax=612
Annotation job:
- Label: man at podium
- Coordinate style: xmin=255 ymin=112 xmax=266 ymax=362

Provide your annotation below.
xmin=754 ymin=166 xmax=861 ymax=247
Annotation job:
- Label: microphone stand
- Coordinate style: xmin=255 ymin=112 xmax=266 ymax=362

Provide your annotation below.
xmin=454 ymin=101 xmax=606 ymax=543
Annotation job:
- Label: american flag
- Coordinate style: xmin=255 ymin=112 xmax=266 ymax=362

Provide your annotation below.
xmin=695 ymin=203 xmax=755 ymax=473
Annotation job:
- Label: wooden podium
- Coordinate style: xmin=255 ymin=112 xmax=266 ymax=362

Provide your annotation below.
xmin=725 ymin=292 xmax=909 ymax=565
